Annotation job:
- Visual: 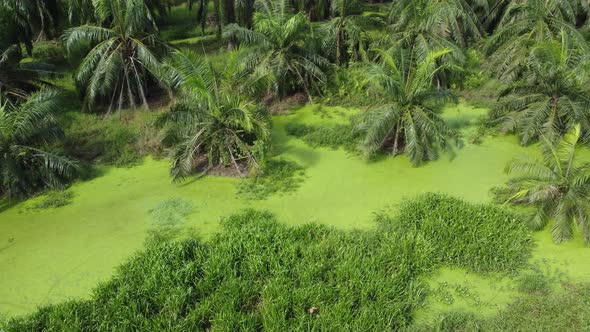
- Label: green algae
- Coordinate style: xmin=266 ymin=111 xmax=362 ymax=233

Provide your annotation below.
xmin=1 ymin=103 xmax=589 ymax=319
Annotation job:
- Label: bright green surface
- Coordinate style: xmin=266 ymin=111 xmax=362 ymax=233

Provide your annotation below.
xmin=1 ymin=104 xmax=589 ymax=318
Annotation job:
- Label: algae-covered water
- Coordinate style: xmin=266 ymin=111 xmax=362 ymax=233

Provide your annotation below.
xmin=1 ymin=104 xmax=589 ymax=318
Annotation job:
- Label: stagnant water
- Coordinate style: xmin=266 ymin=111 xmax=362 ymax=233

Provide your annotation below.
xmin=1 ymin=104 xmax=588 ymax=319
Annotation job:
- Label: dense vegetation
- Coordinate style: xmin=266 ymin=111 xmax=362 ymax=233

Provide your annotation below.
xmin=3 ymin=195 xmax=532 ymax=330
xmin=2 ymin=0 xmax=590 ymax=328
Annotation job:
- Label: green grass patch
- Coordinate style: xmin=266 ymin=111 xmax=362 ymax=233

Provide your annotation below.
xmin=284 ymin=122 xmax=362 ymax=152
xmin=32 ymin=190 xmax=75 ymax=210
xmin=236 ymin=159 xmax=306 ymax=200
xmin=380 ymin=193 xmax=532 ymax=274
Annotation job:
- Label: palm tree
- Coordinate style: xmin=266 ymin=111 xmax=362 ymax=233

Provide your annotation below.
xmin=320 ymin=0 xmax=382 ymax=65
xmin=490 ymin=40 xmax=590 ymax=145
xmin=485 ymin=0 xmax=588 ymax=82
xmin=224 ymin=0 xmax=329 ymax=98
xmin=158 ymin=50 xmax=271 ymax=181
xmin=0 ymin=0 xmax=60 ymax=53
xmin=359 ymin=48 xmax=457 ymax=165
xmin=0 ymin=45 xmax=54 ymax=104
xmin=63 ymin=0 xmax=166 ymax=113
xmin=499 ymin=125 xmax=590 ymax=244
xmin=387 ymin=0 xmax=482 ymax=85
xmin=0 ymin=90 xmax=77 ymax=198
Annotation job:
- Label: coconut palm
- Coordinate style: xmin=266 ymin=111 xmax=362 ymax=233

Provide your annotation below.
xmin=486 ymin=0 xmax=588 ymax=81
xmin=63 ymin=0 xmax=166 ymax=113
xmin=158 ymin=50 xmax=271 ymax=182
xmin=359 ymin=48 xmax=457 ymax=165
xmin=499 ymin=125 xmax=590 ymax=244
xmin=490 ymin=40 xmax=590 ymax=145
xmin=224 ymin=0 xmax=329 ymax=98
xmin=0 ymin=45 xmax=54 ymax=104
xmin=0 ymin=90 xmax=76 ymax=198
xmin=320 ymin=0 xmax=382 ymax=65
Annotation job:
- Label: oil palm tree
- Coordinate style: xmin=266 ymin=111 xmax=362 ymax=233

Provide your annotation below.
xmin=320 ymin=0 xmax=382 ymax=65
xmin=0 ymin=90 xmax=76 ymax=198
xmin=0 ymin=45 xmax=54 ymax=104
xmin=387 ymin=0 xmax=482 ymax=84
xmin=224 ymin=0 xmax=329 ymax=98
xmin=486 ymin=0 xmax=588 ymax=81
xmin=63 ymin=0 xmax=165 ymax=113
xmin=158 ymin=50 xmax=271 ymax=181
xmin=0 ymin=0 xmax=60 ymax=53
xmin=359 ymin=48 xmax=457 ymax=165
xmin=499 ymin=125 xmax=590 ymax=244
xmin=490 ymin=40 xmax=590 ymax=145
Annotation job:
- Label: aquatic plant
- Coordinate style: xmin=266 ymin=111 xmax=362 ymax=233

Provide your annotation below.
xmin=236 ymin=159 xmax=305 ymax=200
xmin=5 ymin=196 xmax=533 ymax=330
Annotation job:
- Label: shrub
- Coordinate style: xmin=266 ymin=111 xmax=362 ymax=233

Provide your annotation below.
xmin=379 ymin=193 xmax=532 ymax=274
xmin=236 ymin=159 xmax=305 ymax=200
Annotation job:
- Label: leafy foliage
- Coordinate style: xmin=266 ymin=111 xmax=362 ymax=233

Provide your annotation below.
xmin=495 ymin=125 xmax=590 ymax=244
xmin=224 ymin=0 xmax=329 ymax=97
xmin=0 ymin=45 xmax=55 ymax=103
xmin=158 ymin=50 xmax=271 ymax=181
xmin=359 ymin=48 xmax=457 ymax=165
xmin=490 ymin=40 xmax=590 ymax=144
xmin=0 ymin=90 xmax=77 ymax=198
xmin=236 ymin=159 xmax=305 ymax=199
xmin=63 ymin=0 xmax=166 ymax=112
xmin=485 ymin=0 xmax=588 ymax=81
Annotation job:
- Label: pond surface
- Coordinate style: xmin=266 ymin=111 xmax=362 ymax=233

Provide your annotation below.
xmin=1 ymin=104 xmax=588 ymax=318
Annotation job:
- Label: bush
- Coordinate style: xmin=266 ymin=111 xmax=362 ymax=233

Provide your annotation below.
xmin=236 ymin=159 xmax=305 ymax=200
xmin=379 ymin=193 xmax=532 ymax=273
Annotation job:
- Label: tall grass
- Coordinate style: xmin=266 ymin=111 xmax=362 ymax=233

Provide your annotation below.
xmin=5 ymin=195 xmax=533 ymax=331
xmin=380 ymin=193 xmax=532 ymax=274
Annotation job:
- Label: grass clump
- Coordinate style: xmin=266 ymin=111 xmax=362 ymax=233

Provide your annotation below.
xmin=236 ymin=159 xmax=305 ymax=200
xmin=150 ymin=199 xmax=194 ymax=226
xmin=380 ymin=193 xmax=532 ymax=274
xmin=32 ymin=190 xmax=74 ymax=209
xmin=516 ymin=272 xmax=550 ymax=294
xmin=284 ymin=122 xmax=362 ymax=152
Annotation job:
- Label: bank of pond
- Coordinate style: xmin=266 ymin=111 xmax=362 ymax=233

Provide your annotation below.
xmin=1 ymin=105 xmax=589 ymax=329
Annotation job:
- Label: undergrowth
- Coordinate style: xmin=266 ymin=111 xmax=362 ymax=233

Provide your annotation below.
xmin=5 ymin=194 xmax=534 ymax=331
xmin=378 ymin=193 xmax=532 ymax=274
xmin=32 ymin=190 xmax=75 ymax=209
xmin=412 ymin=283 xmax=590 ymax=331
xmin=284 ymin=122 xmax=362 ymax=152
xmin=236 ymin=159 xmax=305 ymax=200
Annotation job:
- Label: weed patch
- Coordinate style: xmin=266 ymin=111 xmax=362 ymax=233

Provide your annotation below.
xmin=236 ymin=159 xmax=306 ymax=200
xmin=32 ymin=191 xmax=75 ymax=210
